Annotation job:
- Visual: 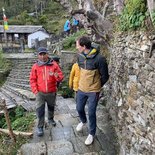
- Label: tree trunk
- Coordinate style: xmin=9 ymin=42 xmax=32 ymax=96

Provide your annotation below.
xmin=147 ymin=0 xmax=155 ymax=23
xmin=54 ymin=0 xmax=72 ymax=12
xmin=72 ymin=0 xmax=113 ymax=44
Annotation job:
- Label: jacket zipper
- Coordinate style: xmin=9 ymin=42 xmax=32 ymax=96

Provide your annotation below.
xmin=84 ymin=58 xmax=86 ymax=69
xmin=45 ymin=66 xmax=48 ymax=92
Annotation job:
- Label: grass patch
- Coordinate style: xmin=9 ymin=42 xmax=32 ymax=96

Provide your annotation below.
xmin=0 ymin=50 xmax=12 ymax=71
xmin=0 ymin=106 xmax=36 ymax=154
xmin=0 ymin=134 xmax=30 ymax=155
xmin=0 ymin=50 xmax=12 ymax=86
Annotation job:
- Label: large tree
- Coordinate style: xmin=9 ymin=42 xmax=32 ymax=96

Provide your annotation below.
xmin=54 ymin=0 xmax=113 ymax=45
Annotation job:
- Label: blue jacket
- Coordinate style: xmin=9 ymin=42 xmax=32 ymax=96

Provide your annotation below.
xmin=73 ymin=18 xmax=79 ymax=26
xmin=64 ymin=20 xmax=70 ymax=31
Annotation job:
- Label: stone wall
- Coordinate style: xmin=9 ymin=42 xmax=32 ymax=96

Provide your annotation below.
xmin=108 ymin=31 xmax=155 ymax=155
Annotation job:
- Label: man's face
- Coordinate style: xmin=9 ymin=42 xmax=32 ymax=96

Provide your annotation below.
xmin=38 ymin=52 xmax=48 ymax=62
xmin=76 ymin=40 xmax=85 ymax=53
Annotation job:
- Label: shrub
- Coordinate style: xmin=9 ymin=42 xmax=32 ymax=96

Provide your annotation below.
xmin=0 ymin=106 xmax=35 ymax=132
xmin=119 ymin=0 xmax=146 ymax=31
xmin=63 ymin=29 xmax=86 ymax=51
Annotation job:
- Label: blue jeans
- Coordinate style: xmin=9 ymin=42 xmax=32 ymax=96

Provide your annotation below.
xmin=76 ymin=90 xmax=99 ymax=136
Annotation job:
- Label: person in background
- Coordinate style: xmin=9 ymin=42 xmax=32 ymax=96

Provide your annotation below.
xmin=53 ymin=56 xmax=61 ymax=88
xmin=29 ymin=47 xmax=64 ymax=137
xmin=75 ymin=36 xmax=109 ymax=145
xmin=53 ymin=56 xmax=60 ymax=66
xmin=69 ymin=56 xmax=80 ymax=99
xmin=72 ymin=17 xmax=79 ymax=33
xmin=64 ymin=19 xmax=71 ymax=36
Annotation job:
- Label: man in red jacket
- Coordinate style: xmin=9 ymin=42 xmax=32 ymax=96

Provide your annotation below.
xmin=30 ymin=47 xmax=64 ymax=136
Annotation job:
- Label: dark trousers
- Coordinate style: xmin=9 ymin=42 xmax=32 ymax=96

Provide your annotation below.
xmin=76 ymin=90 xmax=99 ymax=136
xmin=36 ymin=92 xmax=56 ymax=128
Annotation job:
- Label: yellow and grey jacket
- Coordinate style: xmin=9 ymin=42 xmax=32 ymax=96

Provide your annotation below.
xmin=78 ymin=48 xmax=109 ymax=92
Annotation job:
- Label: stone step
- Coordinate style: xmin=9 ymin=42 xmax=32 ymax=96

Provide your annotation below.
xmin=14 ymin=64 xmax=33 ymax=70
xmin=7 ymin=77 xmax=30 ymax=85
xmin=3 ymin=85 xmax=35 ymax=100
xmin=5 ymin=81 xmax=31 ymax=91
xmin=22 ymin=126 xmax=107 ymax=155
xmin=0 ymin=90 xmax=17 ymax=113
xmin=8 ymin=74 xmax=30 ymax=80
xmin=1 ymin=87 xmax=35 ymax=111
xmin=20 ymin=140 xmax=75 ymax=155
xmin=20 ymin=140 xmax=105 ymax=155
xmin=10 ymin=68 xmax=31 ymax=75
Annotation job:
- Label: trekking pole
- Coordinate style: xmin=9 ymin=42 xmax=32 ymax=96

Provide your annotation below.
xmin=0 ymin=98 xmax=16 ymax=143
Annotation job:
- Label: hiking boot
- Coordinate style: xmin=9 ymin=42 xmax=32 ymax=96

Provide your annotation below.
xmin=48 ymin=119 xmax=56 ymax=126
xmin=37 ymin=127 xmax=44 ymax=137
xmin=76 ymin=122 xmax=85 ymax=132
xmin=85 ymin=134 xmax=94 ymax=145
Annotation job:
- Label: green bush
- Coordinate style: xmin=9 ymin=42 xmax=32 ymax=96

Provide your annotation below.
xmin=11 ymin=113 xmax=35 ymax=131
xmin=0 ymin=50 xmax=11 ymax=70
xmin=0 ymin=106 xmax=35 ymax=132
xmin=119 ymin=0 xmax=146 ymax=31
xmin=61 ymin=86 xmax=74 ymax=98
xmin=63 ymin=29 xmax=86 ymax=51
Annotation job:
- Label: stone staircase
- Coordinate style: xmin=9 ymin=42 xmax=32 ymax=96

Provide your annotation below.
xmin=0 ymin=54 xmax=36 ymax=112
xmin=0 ymin=53 xmax=119 ymax=154
xmin=19 ymin=97 xmax=118 ymax=155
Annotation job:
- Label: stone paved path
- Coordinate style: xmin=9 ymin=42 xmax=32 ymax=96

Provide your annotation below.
xmin=2 ymin=53 xmax=118 ymax=154
xmin=19 ymin=95 xmax=118 ymax=155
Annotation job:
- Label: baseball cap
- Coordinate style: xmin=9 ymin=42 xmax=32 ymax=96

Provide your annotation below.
xmin=37 ymin=47 xmax=48 ymax=54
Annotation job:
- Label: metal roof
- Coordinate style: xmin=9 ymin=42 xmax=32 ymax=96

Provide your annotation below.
xmin=0 ymin=25 xmax=44 ymax=33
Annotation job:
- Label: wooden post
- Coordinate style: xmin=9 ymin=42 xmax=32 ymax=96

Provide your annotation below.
xmin=0 ymin=98 xmax=16 ymax=143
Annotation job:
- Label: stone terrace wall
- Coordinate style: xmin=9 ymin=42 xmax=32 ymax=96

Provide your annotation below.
xmin=108 ymin=31 xmax=155 ymax=155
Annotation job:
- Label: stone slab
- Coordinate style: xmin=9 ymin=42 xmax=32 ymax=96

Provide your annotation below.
xmin=20 ymin=140 xmax=74 ymax=155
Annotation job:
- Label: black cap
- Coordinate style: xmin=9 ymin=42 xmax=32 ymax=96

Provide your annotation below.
xmin=37 ymin=47 xmax=48 ymax=54
xmin=53 ymin=56 xmax=60 ymax=62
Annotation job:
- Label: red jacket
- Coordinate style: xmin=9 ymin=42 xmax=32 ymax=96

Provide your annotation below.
xmin=30 ymin=60 xmax=64 ymax=94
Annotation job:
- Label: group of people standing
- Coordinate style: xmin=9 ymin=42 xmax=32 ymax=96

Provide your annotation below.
xmin=63 ymin=17 xmax=79 ymax=36
xmin=29 ymin=36 xmax=109 ymax=146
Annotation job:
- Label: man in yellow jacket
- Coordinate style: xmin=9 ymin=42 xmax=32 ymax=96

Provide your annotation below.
xmin=75 ymin=36 xmax=109 ymax=145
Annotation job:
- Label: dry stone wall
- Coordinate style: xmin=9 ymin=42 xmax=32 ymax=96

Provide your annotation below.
xmin=108 ymin=31 xmax=155 ymax=155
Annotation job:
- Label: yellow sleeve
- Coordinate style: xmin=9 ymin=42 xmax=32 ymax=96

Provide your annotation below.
xmin=69 ymin=64 xmax=75 ymax=88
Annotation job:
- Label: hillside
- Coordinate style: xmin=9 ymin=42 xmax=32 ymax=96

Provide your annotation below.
xmin=0 ymin=0 xmax=71 ymax=34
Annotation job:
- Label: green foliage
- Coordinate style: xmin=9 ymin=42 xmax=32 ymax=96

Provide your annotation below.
xmin=119 ymin=0 xmax=147 ymax=31
xmin=11 ymin=113 xmax=35 ymax=131
xmin=61 ymin=86 xmax=74 ymax=98
xmin=39 ymin=15 xmax=48 ymax=24
xmin=0 ymin=106 xmax=35 ymax=154
xmin=0 ymin=0 xmax=68 ymax=34
xmin=15 ymin=106 xmax=25 ymax=118
xmin=0 ymin=106 xmax=35 ymax=132
xmin=0 ymin=134 xmax=30 ymax=155
xmin=0 ymin=50 xmax=11 ymax=71
xmin=0 ymin=115 xmax=6 ymax=128
xmin=63 ymin=29 xmax=86 ymax=51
